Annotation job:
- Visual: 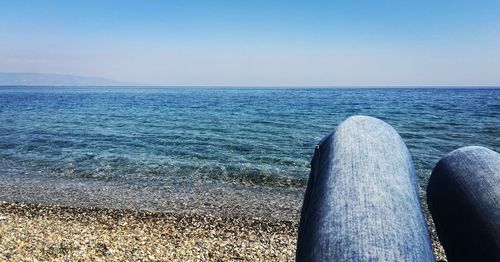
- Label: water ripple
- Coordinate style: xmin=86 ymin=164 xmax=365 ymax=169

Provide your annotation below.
xmin=0 ymin=87 xmax=499 ymax=189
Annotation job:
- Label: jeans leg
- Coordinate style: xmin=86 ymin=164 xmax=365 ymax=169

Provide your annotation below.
xmin=427 ymin=146 xmax=500 ymax=262
xmin=296 ymin=115 xmax=434 ymax=262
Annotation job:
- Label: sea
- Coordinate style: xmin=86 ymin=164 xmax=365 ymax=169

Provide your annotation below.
xmin=0 ymin=87 xmax=498 ymax=220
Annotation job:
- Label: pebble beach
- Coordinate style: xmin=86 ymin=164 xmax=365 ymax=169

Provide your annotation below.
xmin=0 ymin=202 xmax=296 ymax=261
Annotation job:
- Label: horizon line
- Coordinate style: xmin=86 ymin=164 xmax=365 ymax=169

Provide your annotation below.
xmin=1 ymin=85 xmax=499 ymax=89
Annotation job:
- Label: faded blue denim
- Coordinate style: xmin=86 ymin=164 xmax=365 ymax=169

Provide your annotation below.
xmin=297 ymin=116 xmax=435 ymax=261
xmin=427 ymin=146 xmax=500 ymax=261
xmin=297 ymin=115 xmax=500 ymax=261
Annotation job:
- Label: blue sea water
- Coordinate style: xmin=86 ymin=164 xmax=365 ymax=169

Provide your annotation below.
xmin=0 ymin=87 xmax=498 ymax=217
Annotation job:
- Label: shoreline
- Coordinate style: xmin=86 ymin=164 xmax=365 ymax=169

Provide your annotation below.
xmin=0 ymin=197 xmax=446 ymax=261
xmin=0 ymin=172 xmax=304 ymax=222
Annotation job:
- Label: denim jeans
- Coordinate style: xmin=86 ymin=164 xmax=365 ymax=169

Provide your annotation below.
xmin=296 ymin=115 xmax=499 ymax=261
xmin=427 ymin=146 xmax=500 ymax=261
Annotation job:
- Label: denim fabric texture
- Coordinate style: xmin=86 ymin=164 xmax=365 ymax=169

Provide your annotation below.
xmin=296 ymin=116 xmax=434 ymax=261
xmin=427 ymin=146 xmax=500 ymax=262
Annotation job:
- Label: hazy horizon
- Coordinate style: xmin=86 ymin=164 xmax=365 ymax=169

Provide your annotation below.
xmin=1 ymin=72 xmax=500 ymax=88
xmin=1 ymin=1 xmax=499 ymax=86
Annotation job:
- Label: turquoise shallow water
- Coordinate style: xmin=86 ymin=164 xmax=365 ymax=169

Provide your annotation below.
xmin=0 ymin=87 xmax=498 ymax=217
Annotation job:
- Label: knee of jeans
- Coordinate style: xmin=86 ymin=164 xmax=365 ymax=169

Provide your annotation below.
xmin=338 ymin=115 xmax=392 ymax=131
xmin=333 ymin=115 xmax=398 ymax=141
xmin=435 ymin=146 xmax=492 ymax=171
xmin=429 ymin=146 xmax=494 ymax=186
xmin=450 ymin=146 xmax=491 ymax=156
xmin=317 ymin=115 xmax=407 ymax=169
xmin=341 ymin=115 xmax=385 ymax=126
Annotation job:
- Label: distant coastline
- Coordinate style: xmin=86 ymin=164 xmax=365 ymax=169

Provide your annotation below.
xmin=0 ymin=72 xmax=132 ymax=86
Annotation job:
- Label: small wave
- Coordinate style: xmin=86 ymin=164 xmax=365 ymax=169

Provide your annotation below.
xmin=11 ymin=157 xmax=309 ymax=189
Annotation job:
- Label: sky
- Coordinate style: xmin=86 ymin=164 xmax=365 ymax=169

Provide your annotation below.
xmin=0 ymin=0 xmax=499 ymax=86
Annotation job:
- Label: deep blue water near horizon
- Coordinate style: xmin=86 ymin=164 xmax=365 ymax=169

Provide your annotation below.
xmin=0 ymin=87 xmax=499 ymax=216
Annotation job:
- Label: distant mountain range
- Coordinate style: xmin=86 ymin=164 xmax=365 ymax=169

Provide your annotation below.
xmin=0 ymin=72 xmax=130 ymax=86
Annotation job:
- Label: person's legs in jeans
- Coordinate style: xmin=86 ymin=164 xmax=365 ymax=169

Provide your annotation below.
xmin=427 ymin=146 xmax=500 ymax=261
xmin=296 ymin=115 xmax=434 ymax=261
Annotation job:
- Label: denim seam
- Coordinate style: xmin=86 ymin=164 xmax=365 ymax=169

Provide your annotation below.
xmin=297 ymin=143 xmax=321 ymax=257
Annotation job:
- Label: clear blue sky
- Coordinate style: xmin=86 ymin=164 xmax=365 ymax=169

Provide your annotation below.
xmin=1 ymin=0 xmax=499 ymax=86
